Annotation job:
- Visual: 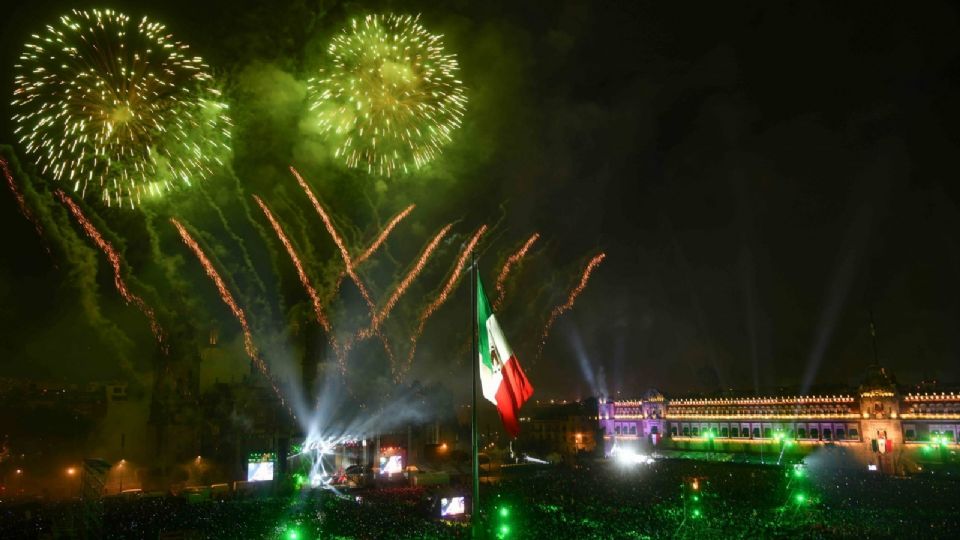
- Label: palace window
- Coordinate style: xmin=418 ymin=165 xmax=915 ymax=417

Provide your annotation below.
xmin=823 ymin=429 xmax=832 ymax=441
xmin=730 ymin=427 xmax=739 ymax=438
xmin=692 ymin=427 xmax=700 ymax=436
xmin=752 ymin=427 xmax=761 ymax=438
xmin=810 ymin=428 xmax=819 ymax=439
xmin=849 ymin=428 xmax=859 ymax=439
xmin=670 ymin=425 xmax=678 ymax=436
xmin=630 ymin=425 xmax=637 ymax=435
xmin=720 ymin=427 xmax=729 ymax=437
xmin=682 ymin=426 xmax=690 ymax=436
xmin=763 ymin=427 xmax=772 ymax=439
xmin=836 ymin=428 xmax=846 ymax=440
xmin=651 ymin=426 xmax=659 ymax=435
xmin=945 ymin=431 xmax=956 ymax=442
xmin=797 ymin=428 xmax=807 ymax=439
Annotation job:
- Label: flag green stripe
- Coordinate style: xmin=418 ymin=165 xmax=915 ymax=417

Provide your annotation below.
xmin=477 ymin=275 xmax=493 ymax=370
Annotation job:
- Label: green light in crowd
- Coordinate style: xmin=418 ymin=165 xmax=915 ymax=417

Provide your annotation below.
xmin=499 ymin=524 xmax=511 ymax=536
xmin=795 ymin=493 xmax=806 ymax=504
xmin=499 ymin=506 xmax=510 ymax=518
xmin=692 ymin=509 xmax=701 ymax=518
xmin=692 ymin=495 xmax=699 ymax=502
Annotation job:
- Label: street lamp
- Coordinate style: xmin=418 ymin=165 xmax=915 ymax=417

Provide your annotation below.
xmin=66 ymin=467 xmax=80 ymax=498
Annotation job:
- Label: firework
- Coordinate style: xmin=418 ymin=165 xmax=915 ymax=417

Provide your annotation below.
xmin=12 ymin=9 xmax=231 ymax=207
xmin=362 ymin=223 xmax=452 ymax=338
xmin=1 ymin=156 xmax=49 ymax=249
xmin=55 ymin=190 xmax=164 ymax=346
xmin=291 ymin=167 xmax=398 ymax=368
xmin=329 ymin=203 xmax=415 ymax=297
xmin=538 ymin=253 xmax=607 ymax=358
xmin=291 ymin=167 xmax=376 ymax=310
xmin=171 ymin=218 xmax=256 ymax=362
xmin=494 ymin=233 xmax=539 ymax=311
xmin=253 ymin=195 xmax=342 ymax=365
xmin=308 ymin=13 xmax=466 ymax=176
xmin=172 ymin=217 xmax=293 ymax=416
xmin=406 ymin=225 xmax=486 ymax=370
xmin=354 ymin=204 xmax=415 ymax=265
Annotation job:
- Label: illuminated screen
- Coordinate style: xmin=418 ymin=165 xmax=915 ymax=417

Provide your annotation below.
xmin=380 ymin=455 xmax=403 ymax=475
xmin=441 ymin=496 xmax=465 ymax=517
xmin=247 ymin=461 xmax=274 ymax=482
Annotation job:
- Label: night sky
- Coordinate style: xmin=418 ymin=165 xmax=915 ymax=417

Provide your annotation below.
xmin=1 ymin=0 xmax=959 ymax=404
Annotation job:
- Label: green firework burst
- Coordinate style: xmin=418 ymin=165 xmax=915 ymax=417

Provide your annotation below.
xmin=12 ymin=9 xmax=232 ymax=208
xmin=308 ymin=13 xmax=467 ymax=177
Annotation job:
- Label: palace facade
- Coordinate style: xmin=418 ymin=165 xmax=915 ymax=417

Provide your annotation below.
xmin=598 ymin=367 xmax=959 ymax=471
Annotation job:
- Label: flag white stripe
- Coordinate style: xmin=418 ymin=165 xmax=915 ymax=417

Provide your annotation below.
xmin=480 ymin=313 xmax=512 ymax=404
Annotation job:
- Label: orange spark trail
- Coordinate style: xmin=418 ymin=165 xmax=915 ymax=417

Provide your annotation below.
xmin=2 ymin=157 xmax=49 ymax=251
xmin=494 ymin=233 xmax=539 ymax=311
xmin=355 ymin=204 xmax=415 ymax=266
xmin=291 ymin=167 xmax=396 ymax=366
xmin=171 ymin=219 xmax=258 ymax=367
xmin=537 ymin=252 xmax=607 ymax=359
xmin=253 ymin=195 xmax=342 ymax=371
xmin=291 ymin=167 xmax=378 ymax=312
xmin=55 ymin=190 xmax=165 ymax=348
xmin=330 ymin=203 xmax=416 ymax=297
xmin=406 ymin=225 xmax=487 ymax=372
xmin=361 ymin=223 xmax=453 ymax=339
xmin=171 ymin=218 xmax=294 ymax=417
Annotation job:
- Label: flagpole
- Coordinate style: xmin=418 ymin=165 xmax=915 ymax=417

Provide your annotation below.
xmin=470 ymin=250 xmax=480 ymax=526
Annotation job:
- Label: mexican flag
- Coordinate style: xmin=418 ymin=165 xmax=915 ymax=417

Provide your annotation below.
xmin=477 ymin=275 xmax=533 ymax=437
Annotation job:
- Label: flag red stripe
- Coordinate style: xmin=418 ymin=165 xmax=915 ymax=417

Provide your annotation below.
xmin=495 ymin=355 xmax=534 ymax=438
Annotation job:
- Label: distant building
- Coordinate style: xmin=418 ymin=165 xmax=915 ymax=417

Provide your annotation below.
xmin=518 ymin=398 xmax=600 ymax=459
xmin=599 ymin=366 xmax=959 ymax=473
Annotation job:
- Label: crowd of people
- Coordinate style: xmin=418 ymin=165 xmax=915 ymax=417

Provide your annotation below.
xmin=485 ymin=459 xmax=960 ymax=539
xmin=1 ymin=459 xmax=958 ymax=538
